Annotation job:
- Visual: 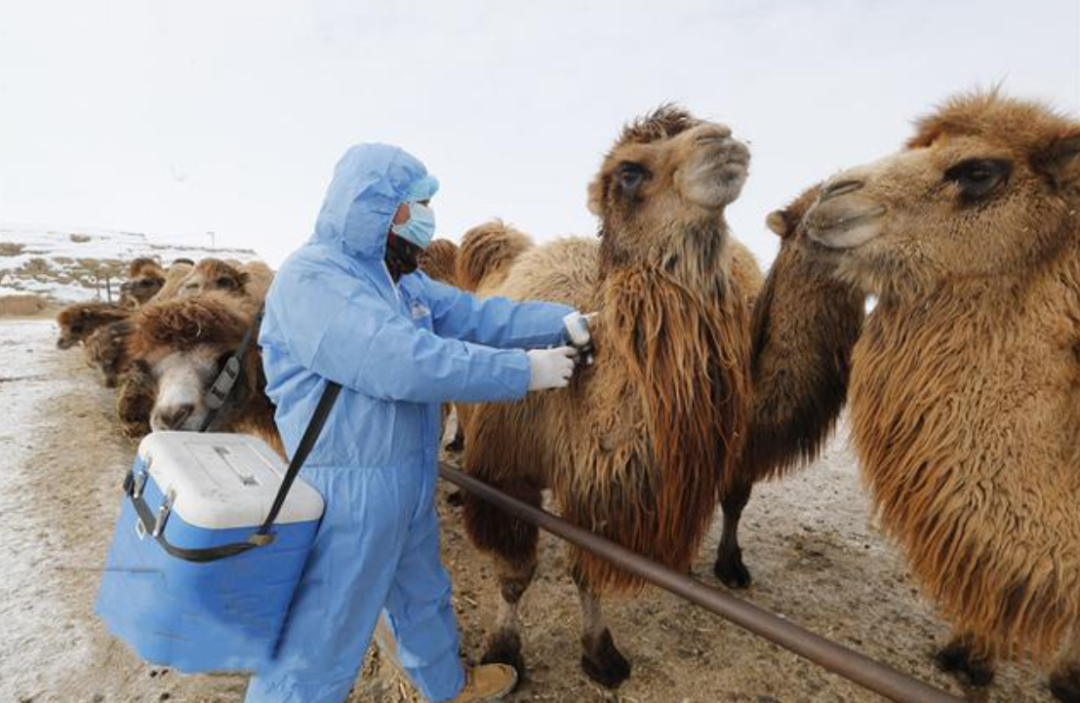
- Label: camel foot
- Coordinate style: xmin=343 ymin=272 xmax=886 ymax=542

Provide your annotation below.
xmin=444 ymin=489 xmax=465 ymax=508
xmin=581 ymin=628 xmax=631 ymax=689
xmin=1050 ymin=665 xmax=1080 ymax=703
xmin=934 ymin=640 xmax=995 ymax=688
xmin=481 ymin=629 xmax=525 ymax=689
xmin=713 ymin=549 xmax=752 ymax=589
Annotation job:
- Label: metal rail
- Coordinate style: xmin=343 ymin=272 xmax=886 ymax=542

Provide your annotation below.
xmin=439 ymin=464 xmax=964 ymax=703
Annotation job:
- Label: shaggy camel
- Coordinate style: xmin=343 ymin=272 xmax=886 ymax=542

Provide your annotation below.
xmin=118 ymin=257 xmax=166 ymax=309
xmin=116 ymin=292 xmax=281 ymax=455
xmin=712 ymin=185 xmax=865 ymax=587
xmin=802 ymin=91 xmax=1080 ymax=703
xmin=83 ymin=318 xmax=135 ymax=388
xmin=461 ymin=106 xmax=757 ymax=688
xmin=55 ymin=302 xmax=129 ymax=350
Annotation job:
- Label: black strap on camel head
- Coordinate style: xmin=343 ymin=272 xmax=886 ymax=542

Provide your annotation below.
xmin=198 ymin=306 xmax=264 ymax=433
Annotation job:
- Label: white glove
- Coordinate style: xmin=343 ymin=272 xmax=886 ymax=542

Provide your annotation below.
xmin=527 ymin=346 xmax=579 ymax=391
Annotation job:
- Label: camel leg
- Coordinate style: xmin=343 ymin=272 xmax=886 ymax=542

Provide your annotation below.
xmin=934 ymin=631 xmax=996 ymax=688
xmin=1050 ymin=629 xmax=1080 ymax=703
xmin=713 ymin=478 xmax=753 ymax=589
xmin=575 ymin=581 xmax=631 ymax=688
xmin=463 ymin=476 xmax=541 ymax=683
xmin=479 ymin=559 xmax=535 ymax=683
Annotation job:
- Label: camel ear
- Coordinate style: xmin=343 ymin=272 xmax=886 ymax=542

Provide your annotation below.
xmin=765 ymin=209 xmax=791 ymax=238
xmin=1035 ymin=130 xmax=1080 ymax=191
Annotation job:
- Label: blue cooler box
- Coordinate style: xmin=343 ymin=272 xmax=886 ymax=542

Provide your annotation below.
xmin=96 ymin=432 xmax=324 ymax=673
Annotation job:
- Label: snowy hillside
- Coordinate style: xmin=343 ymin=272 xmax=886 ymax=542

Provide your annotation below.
xmin=0 ymin=225 xmax=260 ymax=304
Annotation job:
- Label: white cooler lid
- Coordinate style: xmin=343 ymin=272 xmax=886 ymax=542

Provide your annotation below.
xmin=138 ymin=432 xmax=324 ymax=530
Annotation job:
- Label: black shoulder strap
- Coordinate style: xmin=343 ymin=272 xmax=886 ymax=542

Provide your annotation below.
xmin=125 ymin=380 xmax=342 ymax=562
xmin=256 ymin=381 xmax=341 ymax=536
xmin=199 ymin=307 xmax=265 ymax=433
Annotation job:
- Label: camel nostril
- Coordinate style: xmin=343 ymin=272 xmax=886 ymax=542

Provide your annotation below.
xmin=819 ymin=179 xmax=865 ymax=202
xmin=155 ymin=404 xmax=194 ymax=430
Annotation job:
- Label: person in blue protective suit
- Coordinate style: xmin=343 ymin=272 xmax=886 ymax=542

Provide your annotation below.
xmin=247 ymin=143 xmax=591 ymax=703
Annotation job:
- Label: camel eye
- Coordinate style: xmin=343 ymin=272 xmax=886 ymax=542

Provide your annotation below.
xmin=944 ymin=158 xmax=1011 ymax=202
xmin=617 ymin=163 xmax=648 ymax=195
xmin=216 ymin=276 xmax=236 ymax=289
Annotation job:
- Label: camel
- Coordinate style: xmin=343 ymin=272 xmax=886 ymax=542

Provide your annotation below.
xmin=118 ymin=258 xmax=166 ymax=309
xmin=460 ymin=106 xmax=757 ymax=688
xmin=55 ymin=302 xmax=129 ymax=350
xmin=801 ymin=91 xmax=1080 ymax=703
xmin=712 ymin=185 xmax=866 ymax=587
xmin=116 ymin=292 xmax=281 ymax=455
xmin=83 ymin=318 xmax=135 ymax=388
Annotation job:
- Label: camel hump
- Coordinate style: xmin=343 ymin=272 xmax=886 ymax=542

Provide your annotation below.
xmin=456 ymin=219 xmax=534 ymax=291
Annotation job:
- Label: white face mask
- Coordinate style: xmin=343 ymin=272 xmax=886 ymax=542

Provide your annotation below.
xmin=390 ymin=202 xmax=436 ymax=249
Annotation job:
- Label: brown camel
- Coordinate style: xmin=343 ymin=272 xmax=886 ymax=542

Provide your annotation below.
xmin=802 ymin=91 xmax=1080 ymax=703
xmin=118 ymin=257 xmax=166 ymax=309
xmin=55 ymin=302 xmax=129 ymax=350
xmin=460 ymin=106 xmax=756 ymax=688
xmin=116 ymin=292 xmax=281 ymax=455
xmin=83 ymin=318 xmax=135 ymax=388
xmin=712 ymin=185 xmax=866 ymax=587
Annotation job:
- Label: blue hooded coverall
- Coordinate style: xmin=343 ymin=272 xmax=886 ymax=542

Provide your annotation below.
xmin=247 ymin=144 xmax=574 ymax=703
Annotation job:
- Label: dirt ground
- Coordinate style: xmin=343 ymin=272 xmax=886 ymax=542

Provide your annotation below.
xmin=0 ymin=318 xmax=1059 ymax=703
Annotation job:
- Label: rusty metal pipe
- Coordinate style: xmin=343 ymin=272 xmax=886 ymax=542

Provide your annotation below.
xmin=439 ymin=464 xmax=963 ymax=703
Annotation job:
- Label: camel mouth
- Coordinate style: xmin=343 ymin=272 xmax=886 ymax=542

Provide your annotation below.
xmin=57 ymin=338 xmax=76 ymax=350
xmin=805 ymin=205 xmax=886 ymax=250
xmin=681 ymin=140 xmax=751 ymax=208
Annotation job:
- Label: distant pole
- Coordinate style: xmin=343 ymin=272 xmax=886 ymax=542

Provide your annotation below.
xmin=208 ymin=231 xmax=216 ymax=249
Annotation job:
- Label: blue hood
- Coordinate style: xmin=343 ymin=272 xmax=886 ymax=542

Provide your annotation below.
xmin=311 ymin=143 xmax=431 ymax=260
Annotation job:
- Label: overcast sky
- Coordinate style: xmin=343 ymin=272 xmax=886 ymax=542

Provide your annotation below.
xmin=1 ymin=0 xmax=1077 ymax=267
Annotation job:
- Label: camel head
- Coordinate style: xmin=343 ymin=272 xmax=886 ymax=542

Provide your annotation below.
xmin=120 ymin=258 xmax=166 ymax=308
xmin=55 ymin=302 xmax=127 ymax=349
xmin=804 ymin=91 xmax=1080 ymax=301
xmin=588 ymin=105 xmax=750 ymax=277
xmin=126 ymin=293 xmax=259 ymax=432
xmin=178 ymin=258 xmax=251 ymax=298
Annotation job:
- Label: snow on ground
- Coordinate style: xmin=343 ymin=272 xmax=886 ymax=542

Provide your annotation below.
xmin=0 ymin=224 xmax=261 ymax=303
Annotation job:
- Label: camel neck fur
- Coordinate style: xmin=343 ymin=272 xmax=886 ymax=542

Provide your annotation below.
xmin=849 ymin=237 xmax=1080 ymax=662
xmin=594 ymin=221 xmax=752 ymax=582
